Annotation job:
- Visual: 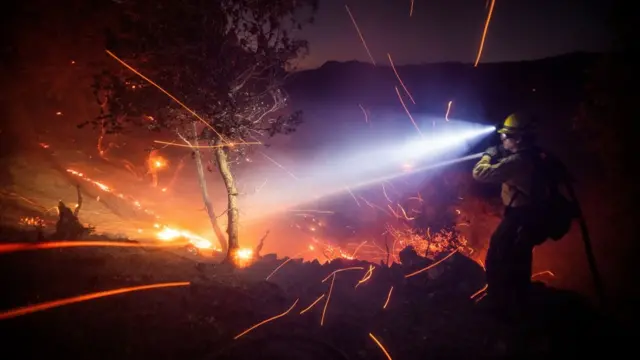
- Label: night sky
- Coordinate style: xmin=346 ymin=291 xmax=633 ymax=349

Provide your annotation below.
xmin=298 ymin=0 xmax=613 ymax=69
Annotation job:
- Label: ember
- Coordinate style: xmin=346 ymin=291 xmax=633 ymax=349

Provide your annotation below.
xmin=19 ymin=216 xmax=45 ymax=228
xmin=386 ymin=224 xmax=469 ymax=261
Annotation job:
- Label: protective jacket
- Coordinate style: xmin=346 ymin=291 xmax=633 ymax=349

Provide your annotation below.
xmin=472 ymin=148 xmax=536 ymax=208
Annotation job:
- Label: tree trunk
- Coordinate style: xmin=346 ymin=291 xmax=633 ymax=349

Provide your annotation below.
xmin=214 ymin=139 xmax=240 ymax=259
xmin=191 ymin=122 xmax=227 ymax=253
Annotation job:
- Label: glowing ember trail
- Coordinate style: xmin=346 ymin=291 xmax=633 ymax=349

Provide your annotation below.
xmin=0 ymin=282 xmax=190 ymax=320
xmin=259 ymin=152 xmax=300 ymax=180
xmin=532 ymin=270 xmax=555 ymax=279
xmin=153 ymin=140 xmax=260 ymax=149
xmin=320 ymin=274 xmax=336 ymax=326
xmin=299 ymin=294 xmax=326 ymax=315
xmin=266 ymin=257 xmax=294 ymax=280
xmin=470 ymin=284 xmax=488 ymax=299
xmin=445 ymin=100 xmax=453 ymax=121
xmin=369 ymin=333 xmax=394 ymax=360
xmin=388 ymin=53 xmax=416 ymax=104
xmin=345 ymin=186 xmax=361 ymax=207
xmin=0 ymin=241 xmax=189 ymax=255
xmin=67 ymin=169 xmax=111 ymax=192
xmin=405 ymin=249 xmax=458 ymax=278
xmin=322 ymin=266 xmax=365 ymax=283
xmin=383 ymin=286 xmax=394 ymax=309
xmin=358 ymin=103 xmax=369 ymax=123
xmin=382 ymin=184 xmax=393 ymax=203
xmin=65 ymin=168 xmax=157 ymax=217
xmin=355 ymin=264 xmax=375 ymax=288
xmin=410 ymin=0 xmax=415 ymax=17
xmin=474 ymin=0 xmax=496 ymax=67
xmin=233 ymin=298 xmax=299 ymax=339
xmin=351 ymin=240 xmax=368 ymax=258
xmin=105 ymin=50 xmax=227 ymax=142
xmin=394 ymin=86 xmax=423 ymax=137
xmin=265 ymin=250 xmax=311 ymax=280
xmin=345 ymin=5 xmax=376 ymax=65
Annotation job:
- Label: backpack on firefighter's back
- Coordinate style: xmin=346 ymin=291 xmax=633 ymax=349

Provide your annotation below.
xmin=529 ymin=150 xmax=580 ymax=241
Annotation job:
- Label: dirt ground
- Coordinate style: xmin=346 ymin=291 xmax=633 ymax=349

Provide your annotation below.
xmin=0 ymin=238 xmax=627 ymax=360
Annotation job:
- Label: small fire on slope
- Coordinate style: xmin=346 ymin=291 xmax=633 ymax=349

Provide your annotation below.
xmin=155 ymin=225 xmax=216 ymax=250
xmin=65 ymin=164 xmax=259 ymax=265
xmin=232 ymin=248 xmax=255 ymax=268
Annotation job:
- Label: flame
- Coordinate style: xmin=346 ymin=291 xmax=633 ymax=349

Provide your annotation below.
xmin=232 ymin=247 xmax=255 ymax=268
xmin=150 ymin=155 xmax=167 ymax=170
xmin=156 ymin=226 xmax=216 ymax=250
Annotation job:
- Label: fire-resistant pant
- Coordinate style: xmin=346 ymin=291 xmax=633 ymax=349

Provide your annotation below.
xmin=485 ymin=206 xmax=545 ymax=303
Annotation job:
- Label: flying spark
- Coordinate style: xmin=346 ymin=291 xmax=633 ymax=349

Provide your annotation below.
xmin=0 ymin=241 xmax=189 ymax=255
xmin=445 ymin=100 xmax=453 ymax=121
xmin=320 ymin=274 xmax=336 ymax=326
xmin=388 ymin=53 xmax=415 ymax=104
xmin=394 ymin=86 xmax=423 ymax=137
xmin=474 ymin=0 xmax=496 ymax=67
xmin=470 ymin=284 xmax=488 ymax=299
xmin=355 ymin=264 xmax=375 ymax=288
xmin=345 ymin=5 xmax=376 ymax=65
xmin=369 ymin=333 xmax=394 ymax=360
xmin=153 ymin=140 xmax=259 ymax=148
xmin=405 ymin=249 xmax=458 ymax=278
xmin=266 ymin=251 xmax=310 ymax=280
xmin=105 ymin=50 xmax=228 ymax=143
xmin=345 ymin=186 xmax=361 ymax=207
xmin=259 ymin=152 xmax=299 ymax=180
xmin=410 ymin=0 xmax=415 ymax=17
xmin=382 ymin=184 xmax=393 ymax=203
xmin=322 ymin=266 xmax=365 ymax=283
xmin=358 ymin=103 xmax=369 ymax=123
xmin=351 ymin=240 xmax=368 ymax=258
xmin=532 ymin=270 xmax=555 ymax=278
xmin=299 ymin=294 xmax=326 ymax=315
xmin=234 ymin=299 xmax=299 ymax=339
xmin=383 ymin=286 xmax=394 ymax=309
xmin=0 ymin=282 xmax=190 ymax=320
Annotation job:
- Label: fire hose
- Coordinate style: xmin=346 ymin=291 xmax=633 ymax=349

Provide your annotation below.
xmin=564 ymin=180 xmax=606 ymax=307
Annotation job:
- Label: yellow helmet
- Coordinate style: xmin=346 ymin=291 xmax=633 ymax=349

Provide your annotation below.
xmin=497 ymin=113 xmax=535 ymax=135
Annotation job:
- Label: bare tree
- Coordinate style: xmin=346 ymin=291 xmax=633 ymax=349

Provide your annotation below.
xmin=81 ymin=0 xmax=316 ymax=262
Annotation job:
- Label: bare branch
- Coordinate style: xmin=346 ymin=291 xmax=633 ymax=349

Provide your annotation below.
xmin=73 ymin=185 xmax=83 ymax=217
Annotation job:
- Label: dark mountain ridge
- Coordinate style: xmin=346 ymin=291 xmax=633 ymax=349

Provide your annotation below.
xmin=286 ymin=52 xmax=599 ymax=126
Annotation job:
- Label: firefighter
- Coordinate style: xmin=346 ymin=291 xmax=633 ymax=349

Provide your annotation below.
xmin=472 ymin=113 xmax=548 ymax=312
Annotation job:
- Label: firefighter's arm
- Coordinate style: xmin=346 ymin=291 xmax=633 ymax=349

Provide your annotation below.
xmin=472 ymin=154 xmax=520 ymax=184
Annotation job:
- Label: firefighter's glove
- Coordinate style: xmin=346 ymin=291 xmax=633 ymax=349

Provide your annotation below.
xmin=483 ymin=146 xmax=499 ymax=159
